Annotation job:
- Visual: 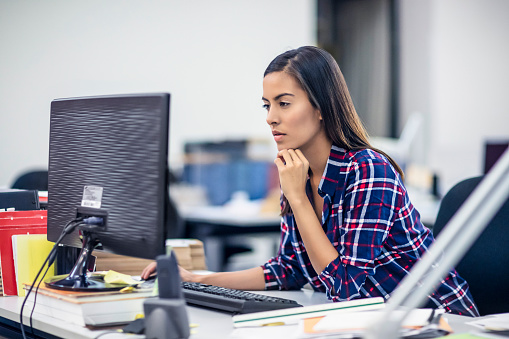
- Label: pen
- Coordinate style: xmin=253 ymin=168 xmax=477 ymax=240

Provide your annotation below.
xmin=261 ymin=322 xmax=286 ymax=326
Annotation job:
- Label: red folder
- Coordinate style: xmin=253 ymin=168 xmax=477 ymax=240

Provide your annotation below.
xmin=0 ymin=210 xmax=47 ymax=296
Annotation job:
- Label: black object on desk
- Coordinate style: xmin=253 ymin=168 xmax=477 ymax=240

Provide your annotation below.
xmin=122 ymin=318 xmax=145 ymax=334
xmin=143 ymin=252 xmax=190 ymax=339
xmin=0 ymin=189 xmax=40 ymax=211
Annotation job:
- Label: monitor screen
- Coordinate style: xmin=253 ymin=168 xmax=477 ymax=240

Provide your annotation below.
xmin=47 ymin=93 xmax=171 ymax=268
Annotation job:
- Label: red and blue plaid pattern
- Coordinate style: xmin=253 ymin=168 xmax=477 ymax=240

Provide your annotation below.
xmin=262 ymin=145 xmax=479 ymax=316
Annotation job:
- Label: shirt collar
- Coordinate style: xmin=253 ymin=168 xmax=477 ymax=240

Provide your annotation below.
xmin=318 ymin=144 xmax=349 ymax=197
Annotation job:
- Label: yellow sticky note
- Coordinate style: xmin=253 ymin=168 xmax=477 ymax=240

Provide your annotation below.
xmin=103 ymin=270 xmax=139 ymax=285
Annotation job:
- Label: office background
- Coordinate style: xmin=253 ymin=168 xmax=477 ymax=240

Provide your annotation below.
xmin=1 ymin=0 xmax=508 ymax=196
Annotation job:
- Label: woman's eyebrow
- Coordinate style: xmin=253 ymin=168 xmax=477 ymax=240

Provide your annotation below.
xmin=261 ymin=93 xmax=295 ymax=101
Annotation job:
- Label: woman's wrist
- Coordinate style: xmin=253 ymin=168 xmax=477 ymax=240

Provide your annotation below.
xmin=196 ymin=274 xmax=208 ymax=284
xmin=286 ymin=193 xmax=310 ymax=210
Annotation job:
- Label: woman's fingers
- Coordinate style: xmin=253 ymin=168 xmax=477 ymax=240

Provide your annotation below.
xmin=274 ymin=149 xmax=309 ymax=203
xmin=276 ymin=149 xmax=305 ymax=166
xmin=287 ymin=149 xmax=305 ymax=166
xmin=277 ymin=149 xmax=293 ymax=165
xmin=276 ymin=149 xmax=308 ymax=171
xmin=178 ymin=265 xmax=195 ymax=282
xmin=141 ymin=262 xmax=157 ymax=280
xmin=274 ymin=156 xmax=284 ymax=168
xmin=294 ymin=149 xmax=308 ymax=165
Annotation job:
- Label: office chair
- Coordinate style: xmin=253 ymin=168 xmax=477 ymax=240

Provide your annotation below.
xmin=11 ymin=170 xmax=49 ymax=191
xmin=432 ymin=176 xmax=509 ymax=316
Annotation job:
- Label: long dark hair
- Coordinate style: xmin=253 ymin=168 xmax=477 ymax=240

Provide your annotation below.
xmin=264 ymin=46 xmax=403 ymax=215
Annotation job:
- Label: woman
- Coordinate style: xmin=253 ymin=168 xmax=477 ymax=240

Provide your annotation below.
xmin=142 ymin=46 xmax=478 ymax=316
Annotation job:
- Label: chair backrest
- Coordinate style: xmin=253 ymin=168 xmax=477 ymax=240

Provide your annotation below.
xmin=11 ymin=170 xmax=48 ymax=191
xmin=433 ymin=176 xmax=509 ymax=316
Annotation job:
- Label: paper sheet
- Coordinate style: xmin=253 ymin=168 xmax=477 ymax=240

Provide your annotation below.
xmin=313 ymin=308 xmax=435 ymax=332
xmin=467 ymin=313 xmax=509 ymax=331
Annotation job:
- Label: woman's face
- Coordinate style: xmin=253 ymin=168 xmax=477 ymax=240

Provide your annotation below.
xmin=262 ymin=71 xmax=324 ymax=152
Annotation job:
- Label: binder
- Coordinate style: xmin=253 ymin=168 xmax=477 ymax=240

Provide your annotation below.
xmin=0 ymin=210 xmax=47 ymax=227
xmin=12 ymin=233 xmax=56 ymax=296
xmin=0 ymin=210 xmax=47 ymax=296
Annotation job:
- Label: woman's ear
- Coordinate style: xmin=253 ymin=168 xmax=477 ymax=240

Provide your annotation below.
xmin=316 ymin=109 xmax=323 ymax=121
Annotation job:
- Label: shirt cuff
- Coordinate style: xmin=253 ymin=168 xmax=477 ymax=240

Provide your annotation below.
xmin=261 ymin=264 xmax=281 ymax=290
xmin=318 ymin=256 xmax=368 ymax=301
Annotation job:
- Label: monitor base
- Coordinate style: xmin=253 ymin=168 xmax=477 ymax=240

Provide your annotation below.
xmin=45 ymin=274 xmax=128 ymax=292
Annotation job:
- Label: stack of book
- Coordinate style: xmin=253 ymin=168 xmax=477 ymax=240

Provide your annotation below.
xmin=189 ymin=239 xmax=207 ymax=270
xmin=94 ymin=251 xmax=155 ymax=277
xmin=93 ymin=239 xmax=207 ymax=275
xmin=23 ymin=283 xmax=154 ymax=327
xmin=166 ymin=239 xmax=207 ymax=270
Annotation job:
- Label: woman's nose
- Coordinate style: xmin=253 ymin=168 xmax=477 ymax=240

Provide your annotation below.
xmin=266 ymin=107 xmax=279 ymax=125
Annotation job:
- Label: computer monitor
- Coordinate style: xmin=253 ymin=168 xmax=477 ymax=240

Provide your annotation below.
xmin=45 ymin=93 xmax=173 ymax=291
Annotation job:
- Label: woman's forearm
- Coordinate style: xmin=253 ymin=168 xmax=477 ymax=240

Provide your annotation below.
xmin=290 ymin=199 xmax=339 ymax=273
xmin=187 ymin=266 xmax=266 ymax=290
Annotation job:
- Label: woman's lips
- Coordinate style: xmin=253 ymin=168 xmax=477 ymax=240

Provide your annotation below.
xmin=272 ymin=131 xmax=285 ymax=142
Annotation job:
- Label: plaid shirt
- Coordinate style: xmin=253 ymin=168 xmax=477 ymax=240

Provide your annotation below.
xmin=262 ymin=145 xmax=479 ymax=316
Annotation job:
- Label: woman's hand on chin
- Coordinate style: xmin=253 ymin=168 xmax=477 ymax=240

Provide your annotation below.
xmin=274 ymin=148 xmax=309 ymax=204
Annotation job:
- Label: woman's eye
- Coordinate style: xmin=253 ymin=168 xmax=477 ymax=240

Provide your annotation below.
xmin=262 ymin=103 xmax=269 ymax=110
xmin=280 ymin=102 xmax=290 ymax=107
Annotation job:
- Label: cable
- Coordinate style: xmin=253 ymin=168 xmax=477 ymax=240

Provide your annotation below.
xmin=20 ymin=220 xmax=74 ymax=339
xmin=94 ymin=330 xmax=123 ymax=339
xmin=20 ymin=214 xmax=106 ymax=338
xmin=19 ymin=217 xmax=83 ymax=339
xmin=29 ymin=260 xmax=53 ymax=336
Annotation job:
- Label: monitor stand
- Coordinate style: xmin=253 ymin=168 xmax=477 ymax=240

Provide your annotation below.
xmin=45 ymin=230 xmax=128 ymax=292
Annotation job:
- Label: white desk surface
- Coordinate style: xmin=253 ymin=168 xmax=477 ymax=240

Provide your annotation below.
xmin=0 ymin=289 xmax=492 ymax=339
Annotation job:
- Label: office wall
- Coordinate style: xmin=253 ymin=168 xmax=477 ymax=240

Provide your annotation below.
xmin=0 ymin=0 xmax=316 ymax=187
xmin=2 ymin=0 xmax=507 ymax=196
xmin=399 ymin=0 xmax=509 ymax=194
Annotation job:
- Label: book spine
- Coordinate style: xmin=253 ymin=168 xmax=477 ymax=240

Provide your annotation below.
xmin=23 ymin=299 xmax=85 ymax=327
xmin=24 ymin=290 xmax=150 ymax=326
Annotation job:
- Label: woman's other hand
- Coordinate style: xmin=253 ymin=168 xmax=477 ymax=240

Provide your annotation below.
xmin=274 ymin=149 xmax=309 ymax=203
xmin=141 ymin=261 xmax=199 ymax=283
xmin=141 ymin=261 xmax=157 ymax=280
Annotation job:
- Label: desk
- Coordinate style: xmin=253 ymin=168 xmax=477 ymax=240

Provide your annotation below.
xmin=0 ymin=289 xmax=321 ymax=339
xmin=0 ymin=290 xmax=497 ymax=339
xmin=182 ymin=206 xmax=281 ymax=272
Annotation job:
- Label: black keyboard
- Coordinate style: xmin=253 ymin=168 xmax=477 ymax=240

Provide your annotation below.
xmin=181 ymin=282 xmax=302 ymax=314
